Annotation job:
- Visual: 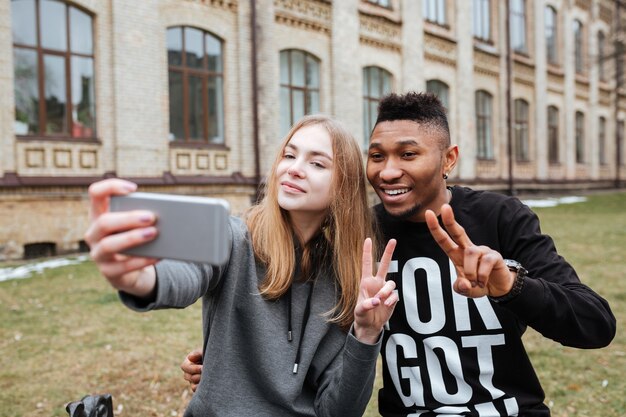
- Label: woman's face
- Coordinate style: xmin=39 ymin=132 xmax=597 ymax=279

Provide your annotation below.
xmin=276 ymin=124 xmax=334 ymax=222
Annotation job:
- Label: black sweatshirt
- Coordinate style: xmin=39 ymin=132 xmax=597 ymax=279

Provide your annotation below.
xmin=376 ymin=186 xmax=616 ymax=417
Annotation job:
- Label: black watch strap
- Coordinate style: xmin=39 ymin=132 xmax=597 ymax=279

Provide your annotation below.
xmin=490 ymin=259 xmax=527 ymax=304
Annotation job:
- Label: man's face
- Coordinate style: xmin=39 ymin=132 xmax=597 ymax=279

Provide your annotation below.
xmin=366 ymin=120 xmax=454 ymax=222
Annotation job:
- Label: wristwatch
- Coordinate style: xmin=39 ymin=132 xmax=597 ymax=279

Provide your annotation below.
xmin=490 ymin=259 xmax=527 ymax=304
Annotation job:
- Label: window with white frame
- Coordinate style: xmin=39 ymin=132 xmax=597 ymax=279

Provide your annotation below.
xmin=598 ymin=31 xmax=606 ymax=81
xmin=510 ymin=0 xmax=527 ymax=54
xmin=362 ymin=66 xmax=393 ymax=144
xmin=599 ymin=116 xmax=606 ymax=165
xmin=475 ymin=90 xmax=493 ymax=160
xmin=365 ymin=0 xmax=391 ymax=8
xmin=423 ymin=0 xmax=446 ymax=26
xmin=473 ymin=0 xmax=491 ymax=41
xmin=575 ymin=111 xmax=585 ymax=163
xmin=547 ymin=105 xmax=559 ymax=164
xmin=617 ymin=120 xmax=626 ymax=166
xmin=514 ymin=99 xmax=529 ymax=161
xmin=279 ymin=49 xmax=320 ymax=136
xmin=545 ymin=6 xmax=558 ymax=65
xmin=426 ymin=80 xmax=450 ymax=110
xmin=574 ymin=19 xmax=584 ymax=74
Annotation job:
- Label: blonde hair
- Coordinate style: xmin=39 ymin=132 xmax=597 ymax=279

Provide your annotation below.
xmin=246 ymin=115 xmax=376 ymax=328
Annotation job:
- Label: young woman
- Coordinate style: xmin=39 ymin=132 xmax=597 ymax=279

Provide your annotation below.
xmin=84 ymin=115 xmax=397 ymax=417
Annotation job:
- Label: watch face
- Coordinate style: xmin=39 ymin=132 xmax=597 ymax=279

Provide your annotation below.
xmin=504 ymin=259 xmax=522 ymax=271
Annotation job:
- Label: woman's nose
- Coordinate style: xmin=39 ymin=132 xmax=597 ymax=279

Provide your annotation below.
xmin=287 ymin=159 xmax=305 ymax=178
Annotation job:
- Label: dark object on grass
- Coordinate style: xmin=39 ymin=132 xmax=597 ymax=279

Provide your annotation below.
xmin=66 ymin=394 xmax=114 ymax=417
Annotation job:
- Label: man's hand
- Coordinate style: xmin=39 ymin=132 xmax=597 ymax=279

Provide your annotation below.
xmin=181 ymin=348 xmax=203 ymax=392
xmin=425 ymin=204 xmax=515 ymax=298
xmin=354 ymin=238 xmax=399 ymax=344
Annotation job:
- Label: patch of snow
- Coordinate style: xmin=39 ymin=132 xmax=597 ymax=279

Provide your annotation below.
xmin=0 ymin=255 xmax=89 ymax=282
xmin=522 ymin=196 xmax=587 ymax=208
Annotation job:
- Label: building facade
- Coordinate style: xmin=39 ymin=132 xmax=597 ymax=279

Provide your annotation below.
xmin=1 ymin=0 xmax=625 ymax=260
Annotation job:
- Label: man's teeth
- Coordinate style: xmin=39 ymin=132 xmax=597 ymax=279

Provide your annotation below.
xmin=384 ymin=188 xmax=409 ymax=196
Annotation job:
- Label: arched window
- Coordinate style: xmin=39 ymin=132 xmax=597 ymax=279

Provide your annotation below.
xmin=617 ymin=120 xmax=626 ymax=166
xmin=575 ymin=111 xmax=585 ymax=163
xmin=547 ymin=105 xmax=559 ymax=164
xmin=598 ymin=31 xmax=606 ymax=82
xmin=12 ymin=0 xmax=96 ymax=138
xmin=279 ymin=50 xmax=320 ymax=136
xmin=426 ymin=80 xmax=449 ymax=110
xmin=167 ymin=26 xmax=224 ymax=143
xmin=362 ymin=66 xmax=392 ymax=143
xmin=475 ymin=90 xmax=493 ymax=160
xmin=545 ymin=6 xmax=558 ymax=65
xmin=513 ymin=99 xmax=529 ymax=162
xmin=510 ymin=0 xmax=527 ymax=53
xmin=599 ymin=116 xmax=606 ymax=166
xmin=574 ymin=19 xmax=584 ymax=74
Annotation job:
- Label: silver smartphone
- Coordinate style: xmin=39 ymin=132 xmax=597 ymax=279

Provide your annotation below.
xmin=110 ymin=192 xmax=230 ymax=265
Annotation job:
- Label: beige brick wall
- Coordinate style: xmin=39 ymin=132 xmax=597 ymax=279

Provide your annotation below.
xmin=0 ymin=0 xmax=623 ymax=260
xmin=0 ymin=0 xmax=15 ymax=175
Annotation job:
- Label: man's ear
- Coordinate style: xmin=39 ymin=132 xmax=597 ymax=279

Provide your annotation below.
xmin=443 ymin=145 xmax=459 ymax=175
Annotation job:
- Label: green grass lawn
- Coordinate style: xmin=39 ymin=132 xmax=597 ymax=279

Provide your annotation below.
xmin=1 ymin=191 xmax=625 ymax=417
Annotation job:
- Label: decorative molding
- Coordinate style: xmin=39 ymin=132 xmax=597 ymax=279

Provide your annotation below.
xmin=183 ymin=0 xmax=237 ymax=13
xmin=215 ymin=154 xmax=228 ymax=170
xmin=79 ymin=150 xmax=98 ymax=169
xmin=0 ymin=172 xmax=258 ymax=188
xmin=575 ymin=0 xmax=591 ymax=10
xmin=599 ymin=89 xmax=611 ymax=106
xmin=359 ymin=14 xmax=400 ymax=39
xmin=599 ymin=3 xmax=612 ymax=24
xmin=575 ymin=79 xmax=590 ymax=101
xmin=547 ymin=71 xmax=564 ymax=94
xmin=274 ymin=0 xmax=331 ymax=35
xmin=512 ymin=60 xmax=535 ymax=87
xmin=25 ymin=149 xmax=45 ymax=168
xmin=196 ymin=154 xmax=210 ymax=170
xmin=359 ymin=35 xmax=401 ymax=52
xmin=53 ymin=150 xmax=72 ymax=169
xmin=176 ymin=153 xmax=192 ymax=170
xmin=424 ymin=32 xmax=457 ymax=68
xmin=474 ymin=50 xmax=500 ymax=78
xmin=275 ymin=13 xmax=330 ymax=34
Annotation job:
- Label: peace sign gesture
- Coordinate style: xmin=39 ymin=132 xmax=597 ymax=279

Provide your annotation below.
xmin=353 ymin=238 xmax=398 ymax=344
xmin=425 ymin=204 xmax=515 ymax=299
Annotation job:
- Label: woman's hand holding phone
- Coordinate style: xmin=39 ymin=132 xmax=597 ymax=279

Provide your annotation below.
xmin=84 ymin=178 xmax=159 ymax=297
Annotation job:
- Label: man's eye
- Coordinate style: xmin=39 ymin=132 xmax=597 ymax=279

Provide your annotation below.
xmin=402 ymin=152 xmax=417 ymax=158
xmin=369 ymin=153 xmax=383 ymax=160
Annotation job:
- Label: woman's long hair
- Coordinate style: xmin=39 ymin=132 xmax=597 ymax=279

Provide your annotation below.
xmin=246 ymin=115 xmax=376 ymax=328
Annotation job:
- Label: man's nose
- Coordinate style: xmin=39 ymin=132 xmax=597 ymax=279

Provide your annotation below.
xmin=378 ymin=160 xmax=402 ymax=182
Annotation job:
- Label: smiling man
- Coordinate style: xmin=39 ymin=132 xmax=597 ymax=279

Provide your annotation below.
xmin=368 ymin=92 xmax=616 ymax=417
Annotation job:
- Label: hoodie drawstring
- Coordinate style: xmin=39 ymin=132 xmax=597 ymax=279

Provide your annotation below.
xmin=287 ymin=281 xmax=314 ymax=374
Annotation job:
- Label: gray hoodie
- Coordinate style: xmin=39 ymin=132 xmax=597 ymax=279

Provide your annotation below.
xmin=121 ymin=216 xmax=381 ymax=417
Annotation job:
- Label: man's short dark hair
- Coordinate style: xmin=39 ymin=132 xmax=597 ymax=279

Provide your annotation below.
xmin=374 ymin=92 xmax=450 ymax=148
